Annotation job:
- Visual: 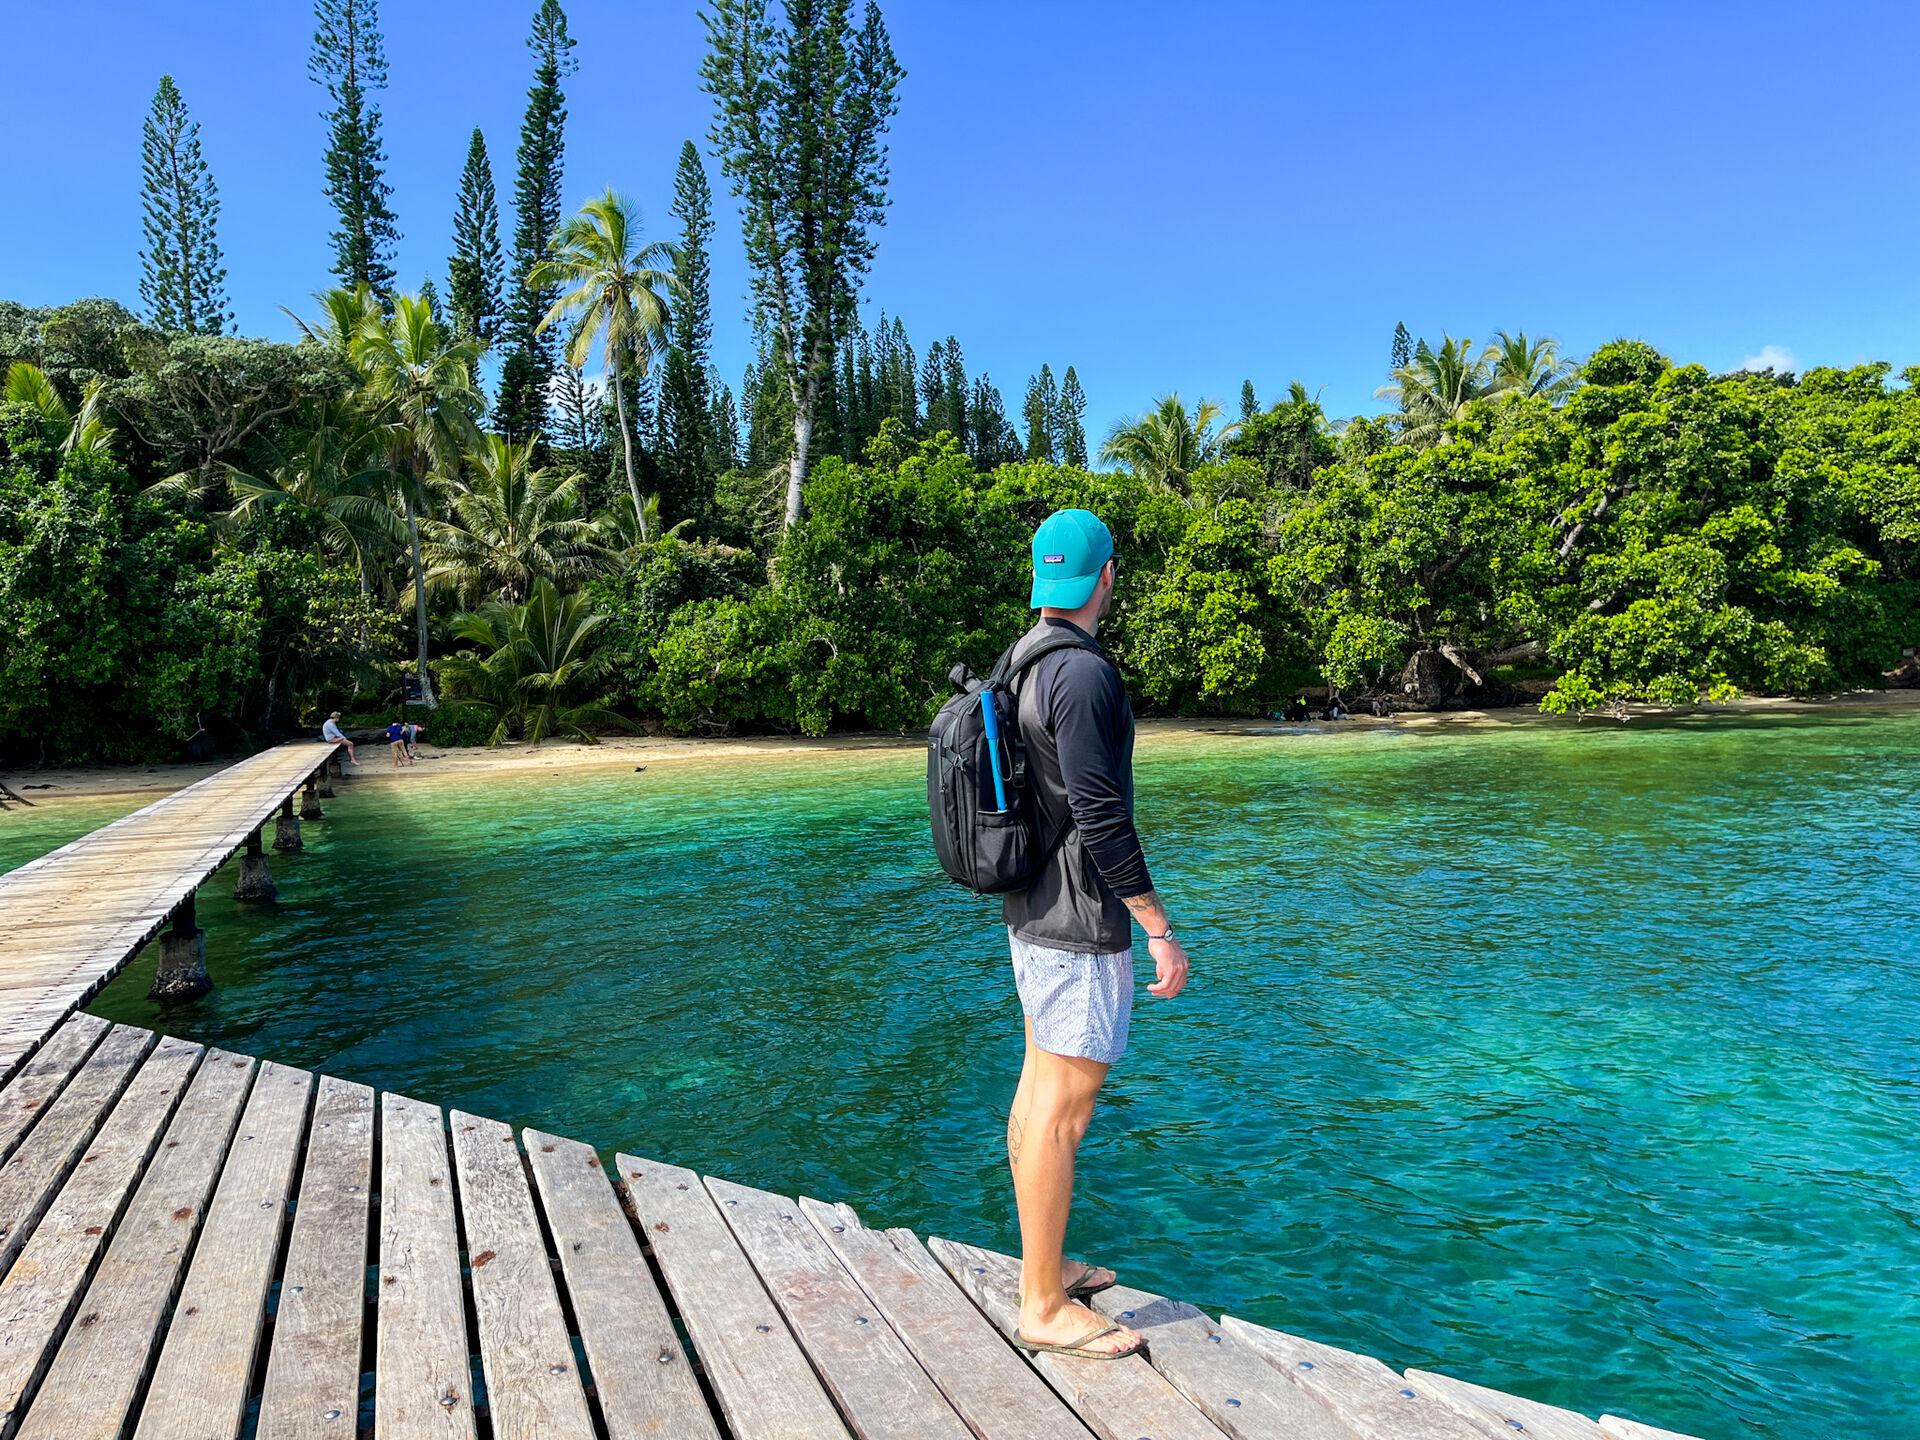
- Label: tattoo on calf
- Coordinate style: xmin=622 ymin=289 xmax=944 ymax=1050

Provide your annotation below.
xmin=1007 ymin=1111 xmax=1024 ymax=1169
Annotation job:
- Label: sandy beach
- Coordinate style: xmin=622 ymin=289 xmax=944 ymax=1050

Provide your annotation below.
xmin=2 ymin=687 xmax=1913 ymax=807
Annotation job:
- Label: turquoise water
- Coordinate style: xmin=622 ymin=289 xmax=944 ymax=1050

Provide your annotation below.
xmin=72 ymin=713 xmax=1920 ymax=1438
xmin=0 ymin=795 xmax=143 ymax=874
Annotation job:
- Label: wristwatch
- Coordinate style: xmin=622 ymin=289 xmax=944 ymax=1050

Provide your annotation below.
xmin=1146 ymin=928 xmax=1175 ymax=942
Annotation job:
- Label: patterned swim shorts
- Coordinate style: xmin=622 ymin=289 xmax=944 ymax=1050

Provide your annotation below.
xmin=1007 ymin=928 xmax=1134 ymax=1065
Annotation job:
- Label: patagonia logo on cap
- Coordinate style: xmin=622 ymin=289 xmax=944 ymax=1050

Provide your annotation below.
xmin=1043 ymin=553 xmax=1065 ymax=564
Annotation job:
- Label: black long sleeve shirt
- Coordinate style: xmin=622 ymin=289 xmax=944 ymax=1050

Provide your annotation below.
xmin=1001 ymin=619 xmax=1152 ymax=952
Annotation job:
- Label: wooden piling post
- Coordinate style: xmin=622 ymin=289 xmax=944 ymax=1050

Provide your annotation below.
xmin=300 ymin=774 xmax=324 ymax=820
xmin=149 ymin=891 xmax=211 ymax=1002
xmin=233 ymin=825 xmax=278 ymax=902
xmin=316 ymin=763 xmax=336 ymax=799
xmin=273 ymin=794 xmax=303 ymax=851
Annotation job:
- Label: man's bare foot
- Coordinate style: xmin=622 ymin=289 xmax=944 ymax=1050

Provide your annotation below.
xmin=1016 ymin=1297 xmax=1141 ymax=1356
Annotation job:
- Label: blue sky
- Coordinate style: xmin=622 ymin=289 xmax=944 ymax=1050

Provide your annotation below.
xmin=3 ymin=1 xmax=1917 ymax=438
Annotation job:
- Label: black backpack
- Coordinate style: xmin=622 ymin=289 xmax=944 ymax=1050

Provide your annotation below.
xmin=927 ymin=630 xmax=1104 ymax=894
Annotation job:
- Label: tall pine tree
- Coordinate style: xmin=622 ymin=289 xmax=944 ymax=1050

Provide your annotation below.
xmin=1023 ymin=364 xmax=1059 ymax=461
xmin=498 ymin=0 xmax=578 ymax=443
xmin=138 ymin=76 xmax=232 ymax=334
xmin=1240 ymin=378 xmax=1258 ymax=421
xmin=658 ymin=140 xmax=717 ymax=523
xmin=1391 ymin=321 xmax=1412 ymax=374
xmin=310 ymin=0 xmax=399 ymax=293
xmin=1056 ymin=366 xmax=1088 ymax=466
xmin=447 ymin=128 xmax=504 ymax=347
xmin=968 ymin=375 xmax=1019 ymax=468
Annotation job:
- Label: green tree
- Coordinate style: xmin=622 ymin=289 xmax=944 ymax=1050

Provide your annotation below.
xmin=1100 ymin=394 xmax=1238 ymax=491
xmin=1023 ymin=364 xmax=1059 ymax=461
xmin=1390 ymin=321 xmax=1412 ymax=374
xmin=447 ymin=128 xmax=505 ymax=348
xmin=1484 ymin=329 xmax=1576 ymax=401
xmin=968 ymin=375 xmax=1020 ymax=467
xmin=498 ymin=0 xmax=578 ymax=443
xmin=1239 ymin=379 xmax=1257 ymax=422
xmin=1226 ymin=379 xmax=1334 ymax=489
xmin=348 ymin=292 xmax=483 ymax=705
xmin=1378 ymin=334 xmax=1489 ymax=447
xmin=425 ymin=433 xmax=600 ymax=604
xmin=5 ymin=363 xmax=115 ymax=457
xmin=310 ymin=0 xmax=399 ymax=292
xmin=1056 ymin=365 xmax=1088 ymax=466
xmin=137 ymin=77 xmax=232 ymax=336
xmin=700 ymin=0 xmax=904 ymax=528
xmin=528 ymin=189 xmax=682 ymax=543
xmin=657 ymin=140 xmax=718 ymax=524
xmin=442 ymin=577 xmax=626 ymax=744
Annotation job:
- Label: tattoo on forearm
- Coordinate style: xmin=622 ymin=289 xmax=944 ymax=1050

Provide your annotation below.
xmin=1122 ymin=889 xmax=1165 ymax=920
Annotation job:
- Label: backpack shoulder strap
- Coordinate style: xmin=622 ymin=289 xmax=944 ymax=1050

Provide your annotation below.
xmin=1004 ymin=628 xmax=1109 ymax=682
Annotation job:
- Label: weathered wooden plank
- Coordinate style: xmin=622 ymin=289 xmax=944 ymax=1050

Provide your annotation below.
xmin=1597 ymin=1417 xmax=1702 ymax=1440
xmin=525 ymin=1131 xmax=719 ymax=1440
xmin=131 ymin=1061 xmax=313 ymax=1440
xmin=1219 ymin=1316 xmax=1499 ymax=1440
xmin=256 ymin=1075 xmax=375 ymax=1440
xmin=0 ymin=1025 xmax=155 ymax=1277
xmin=706 ymin=1175 xmax=971 ymax=1440
xmin=1085 ymin=1282 xmax=1351 ymax=1440
xmin=0 ymin=1037 xmax=202 ymax=1434
xmin=617 ymin=1153 xmax=850 ymax=1440
xmin=376 ymin=1093 xmax=475 ymax=1440
xmin=448 ymin=1112 xmax=595 ymax=1440
xmin=798 ymin=1200 xmax=1090 ymax=1440
xmin=14 ymin=1048 xmax=256 ymax=1440
xmin=1406 ymin=1371 xmax=1604 ymax=1440
xmin=0 ymin=1016 xmax=107 ymax=1164
xmin=928 ymin=1236 xmax=1232 ymax=1440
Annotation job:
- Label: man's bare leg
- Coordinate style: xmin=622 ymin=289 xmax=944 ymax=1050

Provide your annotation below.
xmin=1009 ymin=1026 xmax=1139 ymax=1353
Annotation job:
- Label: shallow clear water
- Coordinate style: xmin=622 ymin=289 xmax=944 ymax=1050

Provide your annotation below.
xmin=73 ymin=713 xmax=1920 ymax=1438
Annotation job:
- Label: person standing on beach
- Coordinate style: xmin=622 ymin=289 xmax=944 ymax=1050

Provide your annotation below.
xmin=1001 ymin=508 xmax=1190 ymax=1360
xmin=385 ymin=719 xmax=407 ymax=768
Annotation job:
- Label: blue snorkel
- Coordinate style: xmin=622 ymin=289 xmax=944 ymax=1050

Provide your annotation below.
xmin=978 ymin=690 xmax=1010 ymax=812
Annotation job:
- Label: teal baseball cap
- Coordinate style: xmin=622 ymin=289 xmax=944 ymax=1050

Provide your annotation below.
xmin=1029 ymin=508 xmax=1115 ymax=609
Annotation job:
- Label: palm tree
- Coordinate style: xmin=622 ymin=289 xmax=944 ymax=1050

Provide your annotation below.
xmin=440 ymin=578 xmax=627 ymax=746
xmin=528 ymin=189 xmax=682 ymax=543
xmin=1484 ymin=330 xmax=1576 ymax=401
xmin=593 ymin=489 xmax=691 ymax=563
xmin=1099 ymin=394 xmax=1239 ymax=491
xmin=1377 ymin=335 xmax=1490 ymax=447
xmin=285 ymin=283 xmax=382 ymax=358
xmin=4 ymin=362 xmax=115 ymax=456
xmin=425 ymin=434 xmax=603 ymax=605
xmin=347 ymin=292 xmax=482 ymax=707
xmin=221 ymin=405 xmax=405 ymax=591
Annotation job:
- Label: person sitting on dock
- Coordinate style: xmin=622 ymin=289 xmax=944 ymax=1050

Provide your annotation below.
xmin=321 ymin=711 xmax=357 ymax=765
xmin=385 ymin=719 xmax=408 ymax=768
xmin=1000 ymin=508 xmax=1191 ymax=1361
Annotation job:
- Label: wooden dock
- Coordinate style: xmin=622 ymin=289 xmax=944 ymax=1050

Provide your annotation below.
xmin=0 ymin=745 xmax=1705 ymax=1440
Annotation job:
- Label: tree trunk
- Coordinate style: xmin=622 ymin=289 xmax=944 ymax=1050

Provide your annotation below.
xmin=405 ymin=491 xmax=436 ymax=708
xmin=785 ymin=408 xmax=812 ymax=531
xmin=611 ymin=353 xmax=650 ymax=544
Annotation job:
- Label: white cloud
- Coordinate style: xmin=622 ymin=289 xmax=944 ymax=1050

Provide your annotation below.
xmin=1738 ymin=344 xmax=1798 ymax=374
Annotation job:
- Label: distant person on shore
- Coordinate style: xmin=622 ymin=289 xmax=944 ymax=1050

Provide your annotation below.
xmin=998 ymin=508 xmax=1190 ymax=1360
xmin=403 ymin=720 xmax=424 ymax=761
xmin=321 ymin=711 xmax=357 ymax=765
xmin=385 ymin=719 xmax=408 ymax=768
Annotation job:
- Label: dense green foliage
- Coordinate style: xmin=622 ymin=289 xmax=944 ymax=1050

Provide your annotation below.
xmin=3 ymin=0 xmax=1914 ymax=765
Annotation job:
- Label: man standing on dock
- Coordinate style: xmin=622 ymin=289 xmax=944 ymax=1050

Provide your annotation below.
xmin=1002 ymin=508 xmax=1190 ymax=1360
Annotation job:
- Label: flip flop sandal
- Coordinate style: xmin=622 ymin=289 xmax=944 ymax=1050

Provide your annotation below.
xmin=1012 ymin=1322 xmax=1141 ymax=1360
xmin=1064 ymin=1261 xmax=1117 ymax=1299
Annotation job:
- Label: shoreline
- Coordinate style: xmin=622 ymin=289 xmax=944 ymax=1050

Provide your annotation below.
xmin=3 ymin=686 xmax=1914 ymax=804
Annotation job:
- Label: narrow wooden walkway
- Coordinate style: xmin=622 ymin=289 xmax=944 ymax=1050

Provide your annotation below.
xmin=0 ymin=1015 xmax=1699 ymax=1440
xmin=0 ymin=746 xmax=1707 ymax=1439
xmin=0 ymin=743 xmax=337 ymax=1068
